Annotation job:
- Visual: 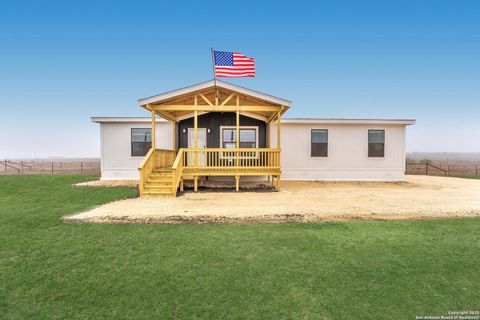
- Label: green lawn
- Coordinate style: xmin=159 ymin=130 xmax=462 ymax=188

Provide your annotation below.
xmin=1 ymin=175 xmax=479 ymax=319
xmin=456 ymin=175 xmax=480 ymax=180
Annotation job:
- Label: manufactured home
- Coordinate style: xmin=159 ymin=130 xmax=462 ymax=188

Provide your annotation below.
xmin=92 ymin=80 xmax=415 ymax=196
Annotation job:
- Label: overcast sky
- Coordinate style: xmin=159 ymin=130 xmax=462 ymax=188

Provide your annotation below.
xmin=1 ymin=0 xmax=479 ymax=158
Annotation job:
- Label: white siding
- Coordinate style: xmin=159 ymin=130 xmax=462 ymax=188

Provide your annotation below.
xmin=98 ymin=120 xmax=408 ymax=181
xmin=270 ymin=123 xmax=407 ymax=181
xmin=100 ymin=121 xmax=173 ymax=180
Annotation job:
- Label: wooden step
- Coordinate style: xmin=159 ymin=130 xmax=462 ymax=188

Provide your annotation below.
xmin=153 ymin=168 xmax=173 ymax=173
xmin=141 ymin=166 xmax=176 ymax=196
xmin=142 ymin=190 xmax=174 ymax=196
xmin=149 ymin=172 xmax=173 ymax=178
xmin=146 ymin=179 xmax=173 ymax=186
xmin=147 ymin=175 xmax=173 ymax=181
xmin=144 ymin=183 xmax=173 ymax=189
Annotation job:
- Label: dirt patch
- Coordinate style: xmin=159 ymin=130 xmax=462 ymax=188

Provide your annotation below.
xmin=180 ymin=183 xmax=276 ymax=194
xmin=64 ymin=176 xmax=480 ymax=224
xmin=63 ymin=212 xmax=480 ymax=224
xmin=74 ymin=180 xmax=138 ymax=188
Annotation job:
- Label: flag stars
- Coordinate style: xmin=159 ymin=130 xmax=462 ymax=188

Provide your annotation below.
xmin=214 ymin=51 xmax=234 ymax=66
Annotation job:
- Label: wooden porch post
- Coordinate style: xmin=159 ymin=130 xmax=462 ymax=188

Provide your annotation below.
xmin=151 ymin=109 xmax=156 ymax=150
xmin=235 ymin=96 xmax=240 ymax=191
xmin=194 ymin=110 xmax=198 ymax=166
xmin=172 ymin=120 xmax=176 ymax=151
xmin=194 ymin=109 xmax=198 ymax=192
xmin=276 ymin=109 xmax=282 ymax=190
xmin=276 ymin=110 xmax=281 ymax=149
xmin=236 ymin=109 xmax=240 ymax=168
xmin=266 ymin=120 xmax=271 ymax=183
xmin=266 ymin=122 xmax=270 ymax=148
xmin=236 ymin=111 xmax=240 ymax=148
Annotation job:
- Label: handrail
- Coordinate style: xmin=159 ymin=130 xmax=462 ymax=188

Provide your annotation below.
xmin=172 ymin=149 xmax=184 ymax=168
xmin=138 ymin=148 xmax=155 ymax=170
xmin=171 ymin=149 xmax=185 ymax=194
xmin=138 ymin=148 xmax=155 ymax=195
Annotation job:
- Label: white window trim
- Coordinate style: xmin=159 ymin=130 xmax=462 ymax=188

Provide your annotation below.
xmin=219 ymin=126 xmax=259 ymax=149
xmin=219 ymin=126 xmax=259 ymax=160
xmin=366 ymin=128 xmax=386 ymax=159
xmin=131 ymin=127 xmax=152 ymax=158
xmin=309 ymin=128 xmax=329 ymax=159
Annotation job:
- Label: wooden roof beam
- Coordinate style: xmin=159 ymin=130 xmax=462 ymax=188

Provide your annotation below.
xmin=151 ymin=105 xmax=283 ymax=112
xmin=267 ymin=106 xmax=285 ymax=123
xmin=155 ymin=110 xmax=176 ymax=122
xmin=221 ymin=93 xmax=236 ymax=106
xmin=199 ymin=94 xmax=213 ymax=106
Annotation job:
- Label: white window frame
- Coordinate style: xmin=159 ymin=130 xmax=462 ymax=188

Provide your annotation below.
xmin=220 ymin=126 xmax=259 ymax=149
xmin=366 ymin=129 xmax=386 ymax=159
xmin=309 ymin=128 xmax=329 ymax=159
xmin=131 ymin=127 xmax=152 ymax=158
xmin=219 ymin=126 xmax=259 ymax=160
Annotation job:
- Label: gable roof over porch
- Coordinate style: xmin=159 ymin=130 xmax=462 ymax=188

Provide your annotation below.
xmin=138 ymin=80 xmax=291 ymax=123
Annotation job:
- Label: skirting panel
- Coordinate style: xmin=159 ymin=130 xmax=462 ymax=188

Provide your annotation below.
xmin=281 ymin=170 xmax=405 ymax=181
xmin=101 ymin=169 xmax=139 ymax=180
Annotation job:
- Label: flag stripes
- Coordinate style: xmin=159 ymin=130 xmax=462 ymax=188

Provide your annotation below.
xmin=213 ymin=51 xmax=255 ymax=78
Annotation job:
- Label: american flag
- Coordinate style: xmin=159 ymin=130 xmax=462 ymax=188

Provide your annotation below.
xmin=213 ymin=51 xmax=255 ymax=78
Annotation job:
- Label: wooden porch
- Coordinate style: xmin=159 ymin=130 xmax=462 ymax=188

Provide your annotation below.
xmin=137 ymin=80 xmax=291 ymax=197
xmin=138 ymin=148 xmax=281 ymax=196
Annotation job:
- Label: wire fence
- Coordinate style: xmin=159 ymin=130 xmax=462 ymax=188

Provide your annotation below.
xmin=1 ymin=159 xmax=101 ymax=175
xmin=406 ymin=162 xmax=479 ymax=177
xmin=2 ymin=159 xmax=478 ymax=177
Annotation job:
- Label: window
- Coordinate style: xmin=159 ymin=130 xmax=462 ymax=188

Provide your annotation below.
xmin=131 ymin=128 xmax=152 ymax=157
xmin=368 ymin=130 xmax=385 ymax=157
xmin=222 ymin=129 xmax=236 ymax=149
xmin=311 ymin=129 xmax=328 ymax=157
xmin=221 ymin=127 xmax=257 ymax=148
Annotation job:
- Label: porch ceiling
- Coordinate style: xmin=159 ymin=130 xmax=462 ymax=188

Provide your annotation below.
xmin=138 ymin=80 xmax=291 ymax=123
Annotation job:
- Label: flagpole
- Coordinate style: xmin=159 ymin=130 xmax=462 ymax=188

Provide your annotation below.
xmin=211 ymin=48 xmax=218 ymax=104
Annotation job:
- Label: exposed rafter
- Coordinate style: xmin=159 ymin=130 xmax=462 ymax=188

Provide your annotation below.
xmin=221 ymin=93 xmax=236 ymax=106
xmin=151 ymin=105 xmax=283 ymax=113
xmin=199 ymin=94 xmax=213 ymax=106
xmin=155 ymin=110 xmax=176 ymax=122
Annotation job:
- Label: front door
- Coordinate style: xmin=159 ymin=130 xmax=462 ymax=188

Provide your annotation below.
xmin=187 ymin=128 xmax=207 ymax=166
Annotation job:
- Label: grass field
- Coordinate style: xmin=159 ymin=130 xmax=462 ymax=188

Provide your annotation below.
xmin=1 ymin=175 xmax=479 ymax=319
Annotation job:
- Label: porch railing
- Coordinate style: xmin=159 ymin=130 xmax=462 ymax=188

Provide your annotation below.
xmin=138 ymin=148 xmax=176 ymax=195
xmin=182 ymin=148 xmax=281 ymax=170
xmin=138 ymin=148 xmax=154 ymax=195
xmin=140 ymin=148 xmax=281 ymax=195
xmin=171 ymin=149 xmax=185 ymax=194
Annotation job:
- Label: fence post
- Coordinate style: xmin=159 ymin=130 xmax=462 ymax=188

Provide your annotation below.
xmin=51 ymin=162 xmax=54 ymax=174
xmin=81 ymin=162 xmax=83 ymax=174
xmin=4 ymin=160 xmax=6 ymax=173
xmin=425 ymin=163 xmax=428 ymax=176
xmin=21 ymin=161 xmax=24 ymax=174
xmin=476 ymin=165 xmax=478 ymax=176
xmin=448 ymin=165 xmax=450 ymax=176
